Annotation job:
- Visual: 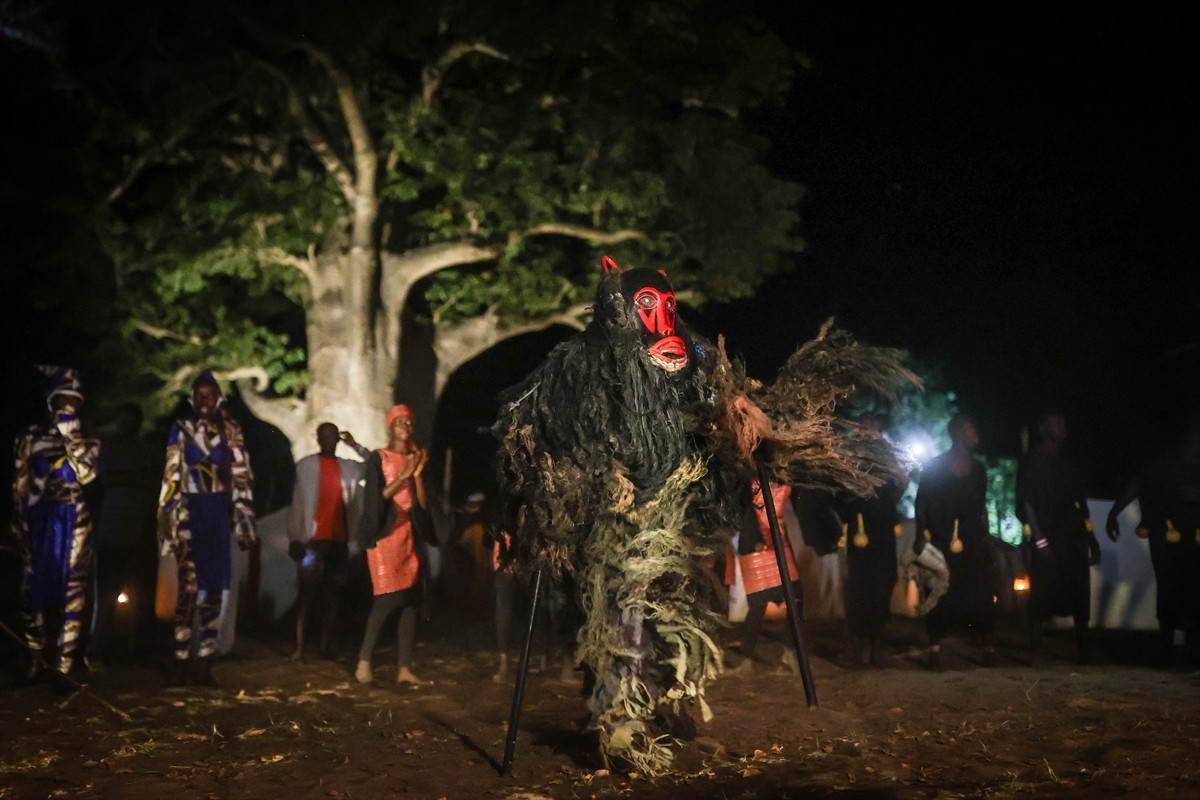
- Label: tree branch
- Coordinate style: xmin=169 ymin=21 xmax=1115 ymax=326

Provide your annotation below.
xmin=378 ymin=225 xmax=641 ymax=321
xmin=256 ymin=246 xmax=316 ymax=286
xmin=108 ymin=127 xmax=189 ymax=203
xmin=432 ymin=302 xmax=592 ymax=396
xmin=106 ymin=92 xmax=238 ymax=204
xmin=519 ymin=223 xmax=647 ymax=246
xmin=378 ymin=241 xmax=501 ymax=311
xmin=131 ymin=319 xmax=205 ymax=345
xmin=297 ymin=43 xmax=377 ymax=204
xmin=420 ymin=42 xmax=509 ymax=111
xmin=218 ymin=366 xmax=271 ymax=392
xmin=255 ymin=59 xmax=357 ymax=206
xmin=233 ymin=375 xmax=307 ymax=444
xmin=155 ymin=365 xmax=197 ymax=399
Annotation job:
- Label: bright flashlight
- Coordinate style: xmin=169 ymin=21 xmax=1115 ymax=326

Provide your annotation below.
xmin=117 ymin=592 xmax=129 ymax=604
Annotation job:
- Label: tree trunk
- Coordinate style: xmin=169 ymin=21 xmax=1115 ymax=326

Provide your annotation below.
xmin=241 ymin=248 xmax=396 ymax=461
xmin=239 ymin=242 xmax=587 ymax=462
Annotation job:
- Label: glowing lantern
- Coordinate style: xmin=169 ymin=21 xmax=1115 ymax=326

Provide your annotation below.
xmin=1013 ymin=577 xmax=1030 ymax=593
xmin=852 ymin=513 xmax=869 ymax=548
xmin=117 ymin=592 xmax=129 ymax=604
xmin=905 ymin=579 xmax=920 ymax=617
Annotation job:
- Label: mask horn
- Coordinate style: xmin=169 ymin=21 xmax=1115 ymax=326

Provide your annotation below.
xmin=601 ymin=255 xmax=620 ymax=274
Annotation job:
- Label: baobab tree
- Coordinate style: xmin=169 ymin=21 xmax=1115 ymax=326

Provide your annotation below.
xmin=20 ymin=0 xmax=803 ymax=455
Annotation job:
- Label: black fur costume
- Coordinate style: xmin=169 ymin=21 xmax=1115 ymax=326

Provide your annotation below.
xmin=494 ymin=259 xmax=914 ymax=773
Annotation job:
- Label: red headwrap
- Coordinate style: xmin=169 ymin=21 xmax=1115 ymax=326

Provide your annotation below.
xmin=386 ymin=404 xmax=415 ymax=427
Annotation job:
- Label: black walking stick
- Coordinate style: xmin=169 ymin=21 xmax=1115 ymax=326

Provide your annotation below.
xmin=755 ymin=456 xmax=818 ymax=708
xmin=501 ymin=567 xmax=543 ymax=775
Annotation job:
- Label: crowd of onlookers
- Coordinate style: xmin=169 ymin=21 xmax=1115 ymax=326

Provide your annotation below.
xmin=4 ymin=365 xmax=1198 ymax=698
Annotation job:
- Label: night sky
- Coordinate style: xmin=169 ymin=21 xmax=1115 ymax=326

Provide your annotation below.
xmin=697 ymin=4 xmax=1197 ymax=495
xmin=4 ymin=4 xmax=1196 ymax=503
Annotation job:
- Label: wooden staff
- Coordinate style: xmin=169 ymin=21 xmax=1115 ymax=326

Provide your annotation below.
xmin=442 ymin=447 xmax=453 ymax=515
xmin=501 ymin=567 xmax=543 ymax=775
xmin=755 ymin=456 xmax=818 ymax=708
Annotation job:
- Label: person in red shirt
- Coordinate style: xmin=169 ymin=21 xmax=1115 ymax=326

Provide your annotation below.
xmin=286 ymin=422 xmax=370 ymax=660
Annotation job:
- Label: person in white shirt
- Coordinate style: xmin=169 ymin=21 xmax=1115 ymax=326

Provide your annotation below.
xmin=286 ymin=422 xmax=369 ymax=660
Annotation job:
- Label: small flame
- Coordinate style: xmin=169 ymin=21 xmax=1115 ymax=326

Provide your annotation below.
xmin=1013 ymin=578 xmax=1030 ymax=593
xmin=117 ymin=592 xmax=129 ymax=604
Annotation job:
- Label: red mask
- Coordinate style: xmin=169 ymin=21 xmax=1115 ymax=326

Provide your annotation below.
xmin=602 ymin=257 xmax=689 ymax=372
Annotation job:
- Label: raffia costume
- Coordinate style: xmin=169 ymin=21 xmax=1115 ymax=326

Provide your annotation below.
xmin=495 ymin=257 xmax=914 ymax=773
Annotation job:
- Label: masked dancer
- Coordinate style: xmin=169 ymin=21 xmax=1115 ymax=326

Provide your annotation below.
xmin=495 ymin=256 xmax=915 ymax=773
xmin=158 ymin=371 xmax=256 ymax=685
xmin=12 ymin=366 xmax=99 ymax=688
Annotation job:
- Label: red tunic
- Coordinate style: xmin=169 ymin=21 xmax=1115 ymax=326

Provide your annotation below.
xmin=727 ymin=482 xmax=800 ymax=596
xmin=366 ymin=449 xmax=421 ymax=595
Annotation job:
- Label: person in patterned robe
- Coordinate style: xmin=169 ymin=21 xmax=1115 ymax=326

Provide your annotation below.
xmin=157 ymin=371 xmax=256 ymax=685
xmin=11 ymin=366 xmax=99 ymax=687
xmin=354 ymin=404 xmax=433 ymax=686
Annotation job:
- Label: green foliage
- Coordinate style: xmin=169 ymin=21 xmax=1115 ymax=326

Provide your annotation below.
xmin=36 ymin=0 xmax=804 ymax=414
xmin=986 ymin=456 xmax=1022 ymax=546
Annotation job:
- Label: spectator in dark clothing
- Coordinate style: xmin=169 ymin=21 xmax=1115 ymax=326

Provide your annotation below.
xmin=837 ymin=413 xmax=907 ymax=667
xmin=914 ymin=414 xmax=996 ymax=670
xmin=1107 ymin=409 xmax=1200 ymax=666
xmin=1016 ymin=409 xmax=1100 ymax=664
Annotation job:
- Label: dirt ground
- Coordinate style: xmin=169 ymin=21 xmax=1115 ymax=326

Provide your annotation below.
xmin=2 ymin=612 xmax=1198 ymax=800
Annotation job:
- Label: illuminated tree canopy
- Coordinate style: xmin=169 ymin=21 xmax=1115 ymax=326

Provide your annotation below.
xmin=19 ymin=0 xmax=803 ymax=451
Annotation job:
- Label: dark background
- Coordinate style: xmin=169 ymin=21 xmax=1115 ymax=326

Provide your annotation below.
xmin=437 ymin=4 xmax=1197 ymax=501
xmin=715 ymin=4 xmax=1196 ymax=499
xmin=4 ymin=3 xmax=1196 ymax=511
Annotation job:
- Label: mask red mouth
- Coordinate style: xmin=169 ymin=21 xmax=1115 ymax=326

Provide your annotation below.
xmin=648 ymin=336 xmax=688 ymax=371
